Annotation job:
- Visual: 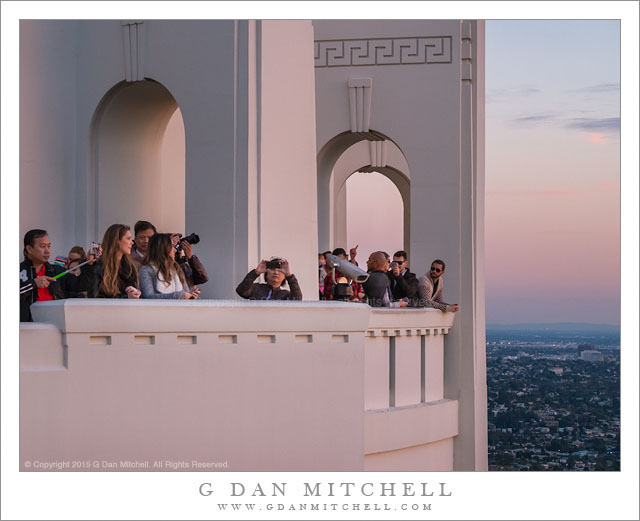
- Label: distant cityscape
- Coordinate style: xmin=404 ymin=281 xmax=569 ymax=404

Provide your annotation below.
xmin=486 ymin=323 xmax=620 ymax=471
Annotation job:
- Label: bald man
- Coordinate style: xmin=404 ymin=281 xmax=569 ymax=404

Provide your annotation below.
xmin=363 ymin=251 xmax=408 ymax=308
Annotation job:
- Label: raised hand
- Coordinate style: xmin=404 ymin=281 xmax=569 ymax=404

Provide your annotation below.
xmin=256 ymin=259 xmax=268 ymax=274
xmin=279 ymin=259 xmax=291 ymax=277
xmin=180 ymin=240 xmax=193 ymax=259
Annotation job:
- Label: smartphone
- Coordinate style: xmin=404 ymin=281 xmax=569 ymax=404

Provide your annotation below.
xmin=89 ymin=242 xmax=100 ymax=255
xmin=266 ymin=260 xmax=281 ymax=270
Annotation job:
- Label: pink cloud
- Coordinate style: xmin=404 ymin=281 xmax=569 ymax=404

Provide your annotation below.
xmin=586 ymin=132 xmax=607 ymax=144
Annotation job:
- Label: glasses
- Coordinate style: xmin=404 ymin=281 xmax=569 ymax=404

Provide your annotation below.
xmin=430 ymin=267 xmax=442 ymax=273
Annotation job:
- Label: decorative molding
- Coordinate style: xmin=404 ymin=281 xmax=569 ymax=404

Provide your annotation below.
xmin=368 ymin=140 xmax=387 ymax=168
xmin=121 ymin=21 xmax=145 ymax=82
xmin=347 ymin=77 xmax=372 ymax=132
xmin=461 ymin=21 xmax=472 ymax=83
xmin=315 ymin=36 xmax=452 ymax=68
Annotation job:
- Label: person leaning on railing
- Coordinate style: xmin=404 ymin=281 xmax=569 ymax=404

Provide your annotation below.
xmin=416 ymin=259 xmax=459 ymax=312
xmin=86 ymin=224 xmax=141 ymax=299
xmin=236 ymin=257 xmax=302 ymax=300
xmin=139 ymin=233 xmax=201 ymax=299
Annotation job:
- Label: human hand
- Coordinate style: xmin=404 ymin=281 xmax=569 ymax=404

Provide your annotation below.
xmin=398 ymin=300 xmax=409 ymax=308
xmin=125 ymin=286 xmax=141 ymax=299
xmin=34 ymin=276 xmax=56 ymax=289
xmin=447 ymin=304 xmax=459 ymax=312
xmin=392 ymin=263 xmax=401 ymax=276
xmin=170 ymin=234 xmax=181 ymax=247
xmin=256 ymin=259 xmax=268 ymax=274
xmin=349 ymin=244 xmax=358 ymax=261
xmin=279 ymin=259 xmax=291 ymax=277
xmin=186 ymin=287 xmax=201 ymax=299
xmin=180 ymin=240 xmax=193 ymax=259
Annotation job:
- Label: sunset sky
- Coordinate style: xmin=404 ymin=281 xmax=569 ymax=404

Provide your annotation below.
xmin=348 ymin=20 xmax=621 ymax=325
xmin=1 ymin=5 xmax=637 ymax=521
xmin=485 ymin=20 xmax=620 ymax=325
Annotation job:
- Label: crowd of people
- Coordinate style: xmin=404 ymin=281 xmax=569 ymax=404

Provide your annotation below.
xmin=20 ymin=224 xmax=457 ymax=321
xmin=317 ymin=246 xmax=459 ymax=312
xmin=20 ymin=222 xmax=209 ymax=321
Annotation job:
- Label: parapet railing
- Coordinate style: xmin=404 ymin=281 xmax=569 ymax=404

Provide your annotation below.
xmin=20 ymin=299 xmax=456 ymax=471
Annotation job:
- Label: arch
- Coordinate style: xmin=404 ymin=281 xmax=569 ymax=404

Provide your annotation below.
xmin=89 ymin=79 xmax=185 ymax=239
xmin=317 ymin=131 xmax=411 ymax=253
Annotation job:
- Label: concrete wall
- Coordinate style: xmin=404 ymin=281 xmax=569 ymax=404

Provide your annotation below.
xmin=313 ymin=19 xmax=487 ymax=470
xmin=21 ymin=300 xmax=456 ymax=471
xmin=19 ymin=20 xmax=319 ymax=300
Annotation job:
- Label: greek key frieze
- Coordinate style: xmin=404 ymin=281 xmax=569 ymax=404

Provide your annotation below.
xmin=314 ymin=36 xmax=452 ymax=68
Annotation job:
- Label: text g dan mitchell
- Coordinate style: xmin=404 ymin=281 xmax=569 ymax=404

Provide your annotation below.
xmin=198 ymin=481 xmax=452 ymax=498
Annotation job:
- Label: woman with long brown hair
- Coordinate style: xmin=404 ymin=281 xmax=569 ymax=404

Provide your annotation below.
xmin=88 ymin=224 xmax=141 ymax=298
xmin=139 ymin=233 xmax=200 ymax=299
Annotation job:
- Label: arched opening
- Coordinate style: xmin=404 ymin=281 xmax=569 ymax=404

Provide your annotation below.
xmin=317 ymin=131 xmax=410 ymax=255
xmin=90 ymin=79 xmax=185 ymax=238
xmin=345 ymin=171 xmax=404 ymax=262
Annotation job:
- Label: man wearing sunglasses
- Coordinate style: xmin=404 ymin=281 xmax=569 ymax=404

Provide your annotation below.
xmin=387 ymin=250 xmax=418 ymax=305
xmin=416 ymin=259 xmax=459 ymax=312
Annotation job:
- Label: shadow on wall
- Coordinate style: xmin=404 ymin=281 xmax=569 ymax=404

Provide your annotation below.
xmin=90 ymin=79 xmax=185 ymax=239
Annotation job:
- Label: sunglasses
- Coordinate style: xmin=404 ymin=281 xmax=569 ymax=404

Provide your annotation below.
xmin=430 ymin=267 xmax=442 ymax=273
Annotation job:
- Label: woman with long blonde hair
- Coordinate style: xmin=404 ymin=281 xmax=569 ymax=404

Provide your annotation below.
xmin=139 ymin=233 xmax=200 ymax=299
xmin=88 ymin=224 xmax=141 ymax=298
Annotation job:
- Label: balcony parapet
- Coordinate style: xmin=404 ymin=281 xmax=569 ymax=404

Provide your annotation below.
xmin=21 ymin=299 xmax=456 ymax=471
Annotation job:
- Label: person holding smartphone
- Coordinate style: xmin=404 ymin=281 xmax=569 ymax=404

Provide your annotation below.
xmin=235 ymin=257 xmax=302 ymax=300
xmin=139 ymin=234 xmax=201 ymax=299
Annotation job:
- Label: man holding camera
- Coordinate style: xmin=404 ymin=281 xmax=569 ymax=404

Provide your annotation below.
xmin=170 ymin=232 xmax=208 ymax=290
xmin=236 ymin=258 xmax=302 ymax=300
xmin=387 ymin=250 xmax=418 ymax=305
xmin=129 ymin=220 xmax=208 ymax=290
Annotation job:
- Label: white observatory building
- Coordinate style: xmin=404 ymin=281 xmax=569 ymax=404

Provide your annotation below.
xmin=20 ymin=19 xmax=487 ymax=471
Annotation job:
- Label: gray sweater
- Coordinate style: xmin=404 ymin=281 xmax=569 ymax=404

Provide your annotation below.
xmin=139 ymin=265 xmax=189 ymax=299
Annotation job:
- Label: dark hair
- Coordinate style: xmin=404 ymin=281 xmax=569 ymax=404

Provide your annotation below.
xmin=322 ymin=250 xmax=331 ymax=257
xmin=68 ymin=246 xmax=87 ymax=261
xmin=332 ymin=247 xmax=347 ymax=257
xmin=134 ymin=220 xmax=157 ymax=236
xmin=393 ymin=250 xmax=408 ymax=261
xmin=432 ymin=259 xmax=445 ymax=270
xmin=23 ymin=229 xmax=48 ymax=257
xmin=143 ymin=233 xmax=186 ymax=288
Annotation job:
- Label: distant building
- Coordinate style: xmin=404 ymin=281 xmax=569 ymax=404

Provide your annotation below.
xmin=577 ymin=343 xmax=595 ymax=356
xmin=581 ymin=350 xmax=604 ymax=362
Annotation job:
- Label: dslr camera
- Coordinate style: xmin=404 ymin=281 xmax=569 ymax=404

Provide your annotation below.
xmin=174 ymin=233 xmax=200 ymax=264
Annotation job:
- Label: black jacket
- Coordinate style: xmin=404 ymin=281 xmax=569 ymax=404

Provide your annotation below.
xmin=86 ymin=259 xmax=139 ymax=298
xmin=363 ymin=271 xmax=391 ymax=307
xmin=236 ymin=269 xmax=302 ymax=300
xmin=20 ymin=258 xmax=91 ymax=322
xmin=387 ymin=268 xmax=418 ymax=303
